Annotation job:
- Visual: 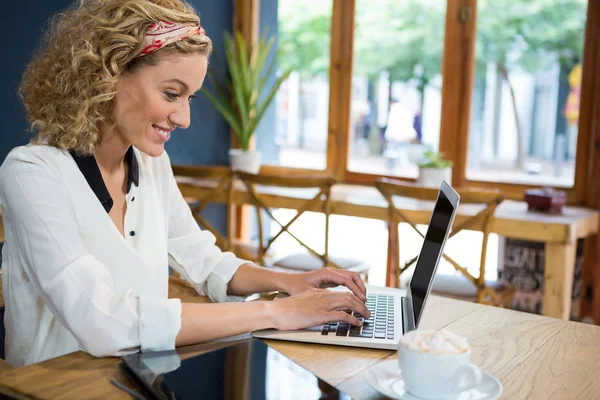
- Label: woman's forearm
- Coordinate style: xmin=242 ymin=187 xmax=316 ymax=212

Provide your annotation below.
xmin=226 ymin=263 xmax=290 ymax=296
xmin=176 ymin=264 xmax=292 ymax=347
xmin=175 ymin=300 xmax=275 ymax=347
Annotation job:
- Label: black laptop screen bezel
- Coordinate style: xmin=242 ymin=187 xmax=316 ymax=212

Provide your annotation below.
xmin=406 ymin=181 xmax=459 ymax=328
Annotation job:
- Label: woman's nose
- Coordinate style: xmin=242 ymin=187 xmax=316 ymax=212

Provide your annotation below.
xmin=169 ymin=103 xmax=191 ymax=129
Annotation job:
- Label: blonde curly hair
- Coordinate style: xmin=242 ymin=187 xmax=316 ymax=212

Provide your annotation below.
xmin=19 ymin=0 xmax=212 ymax=155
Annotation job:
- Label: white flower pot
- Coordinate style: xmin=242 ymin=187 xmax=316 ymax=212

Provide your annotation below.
xmin=228 ymin=149 xmax=261 ymax=174
xmin=416 ymin=167 xmax=452 ymax=188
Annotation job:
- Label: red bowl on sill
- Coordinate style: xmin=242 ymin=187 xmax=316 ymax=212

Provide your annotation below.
xmin=524 ymin=187 xmax=567 ymax=214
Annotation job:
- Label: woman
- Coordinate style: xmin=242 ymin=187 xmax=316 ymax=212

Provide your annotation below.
xmin=0 ymin=0 xmax=369 ymax=367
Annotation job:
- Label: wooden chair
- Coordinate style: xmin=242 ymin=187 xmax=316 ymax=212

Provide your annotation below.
xmin=172 ymin=165 xmax=235 ymax=252
xmin=375 ymin=179 xmax=515 ymax=307
xmin=172 ymin=165 xmax=265 ymax=263
xmin=235 ymin=171 xmax=370 ymax=279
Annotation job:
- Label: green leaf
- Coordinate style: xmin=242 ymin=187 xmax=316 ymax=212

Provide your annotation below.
xmin=257 ymin=40 xmax=283 ymax=94
xmin=200 ymin=29 xmax=292 ymax=147
xmin=207 ymin=69 xmax=231 ymax=111
xmin=202 ymin=66 xmax=244 ymax=140
xmin=417 ymin=150 xmax=453 ymax=168
xmin=200 ymin=87 xmax=243 ymax=139
xmin=250 ymin=34 xmax=268 ymax=97
xmin=235 ymin=32 xmax=253 ymax=107
xmin=247 ymin=67 xmax=293 ymax=136
xmin=254 ymin=34 xmax=276 ymax=90
xmin=223 ymin=33 xmax=249 ymax=132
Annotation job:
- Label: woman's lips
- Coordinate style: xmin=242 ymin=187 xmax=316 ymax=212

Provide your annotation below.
xmin=153 ymin=125 xmax=171 ymax=142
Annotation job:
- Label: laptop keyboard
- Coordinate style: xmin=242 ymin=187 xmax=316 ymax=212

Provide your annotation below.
xmin=321 ymin=294 xmax=395 ymax=340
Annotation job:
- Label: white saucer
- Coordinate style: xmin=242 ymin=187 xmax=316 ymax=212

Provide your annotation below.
xmin=365 ymin=360 xmax=502 ymax=400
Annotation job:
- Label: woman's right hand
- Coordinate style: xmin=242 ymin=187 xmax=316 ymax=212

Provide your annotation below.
xmin=269 ymin=288 xmax=371 ymax=331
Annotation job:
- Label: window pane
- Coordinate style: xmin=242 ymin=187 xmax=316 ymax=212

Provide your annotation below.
xmin=256 ymin=0 xmax=332 ymax=170
xmin=268 ymin=210 xmax=388 ymax=286
xmin=467 ymin=0 xmax=588 ymax=187
xmin=347 ymin=0 xmax=446 ymax=178
xmin=398 ymin=225 xmax=500 ymax=290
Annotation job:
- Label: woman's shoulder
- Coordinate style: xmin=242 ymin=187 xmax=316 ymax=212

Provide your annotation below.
xmin=0 ymin=145 xmax=72 ymax=201
xmin=0 ymin=144 xmax=70 ymax=182
xmin=2 ymin=143 xmax=70 ymax=166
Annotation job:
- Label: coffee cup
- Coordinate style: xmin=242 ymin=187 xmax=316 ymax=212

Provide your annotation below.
xmin=398 ymin=329 xmax=482 ymax=399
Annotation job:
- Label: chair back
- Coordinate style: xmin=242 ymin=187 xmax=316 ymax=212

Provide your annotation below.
xmin=172 ymin=165 xmax=235 ymax=251
xmin=375 ymin=179 xmax=504 ymax=302
xmin=234 ymin=171 xmax=340 ymax=268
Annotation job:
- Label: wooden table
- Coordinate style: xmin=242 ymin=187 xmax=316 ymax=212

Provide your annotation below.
xmin=176 ymin=177 xmax=599 ymax=320
xmin=0 ymin=279 xmax=599 ymax=399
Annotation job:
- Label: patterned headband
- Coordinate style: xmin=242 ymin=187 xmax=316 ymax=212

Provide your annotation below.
xmin=141 ymin=21 xmax=206 ymax=56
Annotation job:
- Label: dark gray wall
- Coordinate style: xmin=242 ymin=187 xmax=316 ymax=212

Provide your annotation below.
xmin=0 ymin=0 xmax=233 ymax=166
xmin=1 ymin=0 xmax=75 ymax=162
xmin=1 ymin=0 xmax=235 ymax=235
xmin=165 ymin=0 xmax=234 ymax=165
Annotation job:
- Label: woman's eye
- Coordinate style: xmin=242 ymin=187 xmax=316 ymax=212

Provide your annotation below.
xmin=188 ymin=94 xmax=197 ymax=104
xmin=165 ymin=92 xmax=179 ymax=101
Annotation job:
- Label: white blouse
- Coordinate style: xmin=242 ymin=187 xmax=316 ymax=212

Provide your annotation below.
xmin=0 ymin=144 xmax=247 ymax=367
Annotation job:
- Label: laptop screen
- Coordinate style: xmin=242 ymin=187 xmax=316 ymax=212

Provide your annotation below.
xmin=409 ymin=182 xmax=459 ymax=327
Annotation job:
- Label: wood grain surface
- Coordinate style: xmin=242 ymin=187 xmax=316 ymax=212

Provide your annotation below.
xmin=0 ymin=276 xmax=211 ymax=399
xmin=500 ymin=322 xmax=600 ymax=400
xmin=176 ymin=177 xmax=599 ymax=244
xmin=1 ymin=281 xmax=599 ymax=399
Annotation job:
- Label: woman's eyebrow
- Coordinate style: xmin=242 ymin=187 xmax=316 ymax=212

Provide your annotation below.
xmin=162 ymin=78 xmax=190 ymax=92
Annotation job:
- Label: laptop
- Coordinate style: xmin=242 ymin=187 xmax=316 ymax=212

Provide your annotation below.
xmin=252 ymin=181 xmax=460 ymax=350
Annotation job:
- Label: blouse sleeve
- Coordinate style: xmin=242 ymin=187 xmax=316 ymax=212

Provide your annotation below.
xmin=0 ymin=159 xmax=182 ymax=357
xmin=164 ymin=158 xmax=248 ymax=303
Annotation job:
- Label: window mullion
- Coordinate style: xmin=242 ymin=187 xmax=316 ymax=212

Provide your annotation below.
xmin=328 ymin=0 xmax=356 ymax=180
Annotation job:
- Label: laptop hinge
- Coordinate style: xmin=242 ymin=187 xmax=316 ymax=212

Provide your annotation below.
xmin=401 ymin=297 xmax=408 ymax=334
xmin=402 ymin=297 xmax=415 ymax=334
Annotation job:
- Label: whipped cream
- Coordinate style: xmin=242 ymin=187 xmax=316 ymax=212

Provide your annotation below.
xmin=399 ymin=329 xmax=469 ymax=355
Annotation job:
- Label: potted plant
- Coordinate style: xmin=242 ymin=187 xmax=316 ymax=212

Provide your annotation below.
xmin=201 ymin=32 xmax=292 ymax=173
xmin=416 ymin=150 xmax=453 ymax=187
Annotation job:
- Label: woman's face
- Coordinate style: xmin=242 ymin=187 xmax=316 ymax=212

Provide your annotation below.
xmin=112 ymin=52 xmax=208 ymax=157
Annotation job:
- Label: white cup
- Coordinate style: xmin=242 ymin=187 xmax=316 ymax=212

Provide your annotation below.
xmin=398 ymin=330 xmax=482 ymax=399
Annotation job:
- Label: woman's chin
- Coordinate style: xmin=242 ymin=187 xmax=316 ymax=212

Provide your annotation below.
xmin=138 ymin=143 xmax=165 ymax=157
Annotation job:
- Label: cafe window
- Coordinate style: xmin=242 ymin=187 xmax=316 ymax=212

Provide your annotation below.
xmin=255 ymin=0 xmax=332 ymax=172
xmin=465 ymin=0 xmax=588 ymax=189
xmin=252 ymin=0 xmax=598 ymax=203
xmin=347 ymin=0 xmax=446 ymax=180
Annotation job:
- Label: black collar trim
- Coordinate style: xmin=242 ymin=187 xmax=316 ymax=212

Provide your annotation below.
xmin=70 ymin=146 xmax=139 ymax=213
xmin=124 ymin=146 xmax=140 ymax=192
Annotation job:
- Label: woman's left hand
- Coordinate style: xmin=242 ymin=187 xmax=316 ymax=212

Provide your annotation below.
xmin=281 ymin=267 xmax=367 ymax=302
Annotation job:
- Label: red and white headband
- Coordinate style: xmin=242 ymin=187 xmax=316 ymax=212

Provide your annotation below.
xmin=141 ymin=21 xmax=206 ymax=55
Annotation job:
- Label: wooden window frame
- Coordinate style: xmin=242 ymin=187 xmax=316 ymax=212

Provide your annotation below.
xmin=232 ymin=0 xmax=260 ymax=240
xmin=579 ymin=0 xmax=600 ymax=324
xmin=234 ymin=0 xmax=600 ymax=323
xmin=442 ymin=0 xmax=600 ymax=205
xmin=235 ymin=0 xmax=600 ymax=205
